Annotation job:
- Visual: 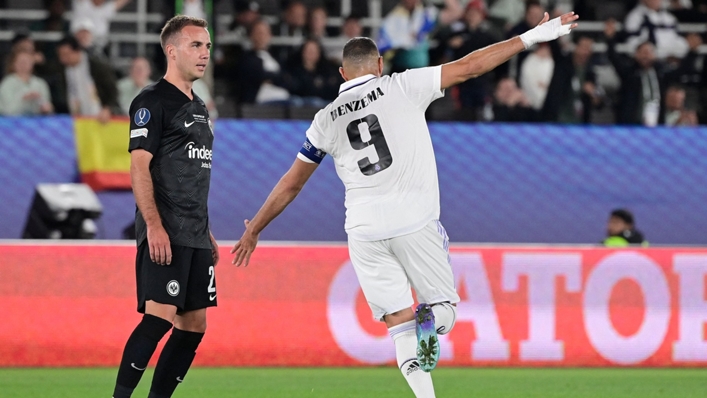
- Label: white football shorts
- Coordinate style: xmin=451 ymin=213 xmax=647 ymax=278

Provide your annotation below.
xmin=347 ymin=220 xmax=461 ymax=321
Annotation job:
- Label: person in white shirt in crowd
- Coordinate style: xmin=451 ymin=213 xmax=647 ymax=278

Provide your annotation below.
xmin=378 ymin=0 xmax=463 ymax=73
xmin=0 ymin=50 xmax=53 ymax=115
xmin=70 ymin=0 xmax=132 ymax=53
xmin=520 ymin=43 xmax=554 ymax=110
xmin=117 ymin=56 xmax=153 ymax=114
xmin=237 ymin=19 xmax=289 ymax=104
xmin=623 ymin=0 xmax=689 ymax=59
xmin=182 ymin=0 xmax=206 ymax=20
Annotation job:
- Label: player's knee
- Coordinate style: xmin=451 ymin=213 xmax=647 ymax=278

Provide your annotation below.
xmin=431 ymin=302 xmax=457 ymax=335
xmin=174 ymin=313 xmax=207 ymax=333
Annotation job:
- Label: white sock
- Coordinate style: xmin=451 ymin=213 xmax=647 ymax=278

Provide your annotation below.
xmin=389 ymin=320 xmax=436 ymax=398
xmin=431 ymin=302 xmax=457 ymax=335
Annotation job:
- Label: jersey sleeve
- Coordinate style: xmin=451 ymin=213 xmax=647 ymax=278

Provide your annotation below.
xmin=128 ymin=96 xmax=163 ymax=155
xmin=394 ymin=65 xmax=445 ymax=111
xmin=296 ymin=116 xmax=328 ymax=164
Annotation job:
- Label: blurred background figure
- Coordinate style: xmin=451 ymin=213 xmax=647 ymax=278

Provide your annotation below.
xmin=0 ymin=50 xmax=53 ymax=115
xmin=663 ymin=85 xmax=698 ymax=126
xmin=273 ymin=1 xmax=308 ymax=65
xmin=6 ymin=32 xmax=47 ymax=79
xmin=71 ymin=19 xmax=105 ymax=59
xmin=307 ymin=6 xmax=331 ymax=40
xmin=503 ymin=0 xmax=545 ymax=79
xmin=520 ymin=43 xmax=554 ymax=110
xmin=488 ymin=0 xmax=527 ymax=30
xmin=445 ymin=0 xmax=499 ymax=119
xmin=193 ymin=79 xmax=219 ymax=119
xmin=117 ymin=56 xmax=153 ymax=114
xmin=541 ymin=35 xmax=602 ymax=124
xmin=282 ymin=38 xmax=339 ymax=107
xmin=604 ymin=208 xmax=647 ymax=246
xmin=237 ymin=19 xmax=289 ymax=104
xmin=491 ymin=77 xmax=537 ymax=122
xmin=228 ymin=0 xmax=260 ymax=42
xmin=30 ymin=0 xmax=70 ymax=33
xmin=378 ymin=0 xmax=462 ymax=73
xmin=669 ymin=32 xmax=706 ymax=123
xmin=53 ymin=35 xmax=118 ymax=122
xmin=623 ymin=0 xmax=689 ymax=60
xmin=70 ymin=0 xmax=132 ymax=54
xmin=605 ymin=19 xmax=666 ymax=126
xmin=325 ymin=15 xmax=363 ymax=63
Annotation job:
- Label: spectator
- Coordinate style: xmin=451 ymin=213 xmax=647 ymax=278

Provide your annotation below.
xmin=0 ymin=50 xmax=53 ymax=115
xmin=623 ymin=0 xmax=689 ymax=60
xmin=378 ymin=0 xmax=462 ymax=73
xmin=228 ymin=1 xmax=260 ymax=40
xmin=30 ymin=0 xmax=70 ymax=33
xmin=7 ymin=32 xmax=48 ymax=79
xmin=273 ymin=1 xmax=308 ymax=64
xmin=30 ymin=0 xmax=70 ymax=72
xmin=325 ymin=15 xmax=363 ymax=63
xmin=603 ymin=209 xmax=647 ymax=246
xmin=519 ymin=43 xmax=554 ymax=110
xmin=605 ymin=19 xmax=667 ymax=126
xmin=237 ymin=19 xmax=289 ymax=104
xmin=282 ymin=39 xmax=339 ymax=107
xmin=669 ymin=33 xmax=705 ymax=121
xmin=504 ymin=0 xmax=545 ymax=79
xmin=117 ymin=56 xmax=153 ymax=114
xmin=663 ymin=85 xmax=698 ymax=126
xmin=70 ymin=0 xmax=132 ymax=54
xmin=308 ymin=6 xmax=331 ymax=40
xmin=491 ymin=77 xmax=537 ymax=122
xmin=667 ymin=0 xmax=707 ymax=22
xmin=446 ymin=0 xmax=498 ymax=118
xmin=53 ymin=35 xmax=118 ymax=122
xmin=278 ymin=1 xmax=308 ymax=37
xmin=71 ymin=19 xmax=105 ymax=59
xmin=541 ymin=35 xmax=602 ymax=123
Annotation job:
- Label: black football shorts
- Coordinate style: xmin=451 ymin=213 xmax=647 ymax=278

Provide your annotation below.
xmin=136 ymin=242 xmax=217 ymax=313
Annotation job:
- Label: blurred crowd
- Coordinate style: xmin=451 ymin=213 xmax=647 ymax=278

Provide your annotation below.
xmin=0 ymin=0 xmax=705 ymax=126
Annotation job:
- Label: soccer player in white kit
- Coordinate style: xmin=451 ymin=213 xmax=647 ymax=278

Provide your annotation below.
xmin=232 ymin=11 xmax=578 ymax=397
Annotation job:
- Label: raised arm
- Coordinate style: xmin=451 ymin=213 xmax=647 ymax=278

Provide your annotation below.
xmin=441 ymin=12 xmax=578 ymax=89
xmin=231 ymin=158 xmax=319 ymax=266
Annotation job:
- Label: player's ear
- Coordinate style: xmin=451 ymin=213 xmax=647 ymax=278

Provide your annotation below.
xmin=339 ymin=66 xmax=347 ymax=82
xmin=378 ymin=56 xmax=383 ymax=76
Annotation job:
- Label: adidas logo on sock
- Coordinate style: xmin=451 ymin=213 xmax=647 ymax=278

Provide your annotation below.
xmin=406 ymin=361 xmax=421 ymax=376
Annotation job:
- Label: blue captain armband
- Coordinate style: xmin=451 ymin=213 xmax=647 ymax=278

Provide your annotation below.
xmin=299 ymin=138 xmax=327 ymax=164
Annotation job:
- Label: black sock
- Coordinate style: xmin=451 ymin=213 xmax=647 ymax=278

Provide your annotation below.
xmin=113 ymin=314 xmax=173 ymax=398
xmin=149 ymin=328 xmax=204 ymax=398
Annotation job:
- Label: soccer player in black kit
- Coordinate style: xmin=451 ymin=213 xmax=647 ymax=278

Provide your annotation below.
xmin=112 ymin=15 xmax=218 ymax=398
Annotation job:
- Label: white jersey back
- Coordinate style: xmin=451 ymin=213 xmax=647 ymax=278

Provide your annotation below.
xmin=297 ymin=66 xmax=445 ymax=241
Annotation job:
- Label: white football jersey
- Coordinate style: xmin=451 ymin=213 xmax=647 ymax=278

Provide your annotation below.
xmin=297 ymin=66 xmax=445 ymax=241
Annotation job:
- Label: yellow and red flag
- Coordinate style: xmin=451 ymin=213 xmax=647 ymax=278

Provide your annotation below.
xmin=74 ymin=117 xmax=131 ymax=191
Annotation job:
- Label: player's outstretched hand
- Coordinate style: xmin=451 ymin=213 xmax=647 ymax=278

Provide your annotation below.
xmin=147 ymin=224 xmax=172 ymax=265
xmin=231 ymin=219 xmax=259 ymax=267
xmin=519 ymin=11 xmax=579 ymax=49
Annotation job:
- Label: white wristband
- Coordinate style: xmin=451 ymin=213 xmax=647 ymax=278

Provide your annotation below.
xmin=519 ymin=16 xmax=573 ymax=49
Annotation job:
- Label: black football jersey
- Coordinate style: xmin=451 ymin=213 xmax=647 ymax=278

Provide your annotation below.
xmin=128 ymin=79 xmax=213 ymax=249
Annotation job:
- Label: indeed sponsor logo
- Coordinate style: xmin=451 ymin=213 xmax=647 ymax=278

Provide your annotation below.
xmin=185 ymin=142 xmax=212 ymax=160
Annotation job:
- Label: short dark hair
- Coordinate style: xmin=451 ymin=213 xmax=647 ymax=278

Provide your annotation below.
xmin=342 ymin=37 xmax=379 ymax=64
xmin=160 ymin=15 xmax=208 ymax=51
xmin=57 ymin=35 xmax=81 ymax=51
xmin=10 ymin=31 xmax=31 ymax=47
xmin=611 ymin=209 xmax=635 ymax=225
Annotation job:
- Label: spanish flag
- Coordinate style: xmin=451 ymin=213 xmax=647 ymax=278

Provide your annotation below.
xmin=74 ymin=117 xmax=131 ymax=191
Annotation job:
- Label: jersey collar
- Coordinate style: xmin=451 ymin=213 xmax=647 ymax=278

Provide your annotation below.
xmin=339 ymin=74 xmax=377 ymax=94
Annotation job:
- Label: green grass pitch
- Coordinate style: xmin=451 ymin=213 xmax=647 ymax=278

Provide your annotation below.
xmin=0 ymin=367 xmax=705 ymax=397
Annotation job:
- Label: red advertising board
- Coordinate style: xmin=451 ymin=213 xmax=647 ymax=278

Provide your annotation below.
xmin=1 ymin=243 xmax=706 ymax=367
